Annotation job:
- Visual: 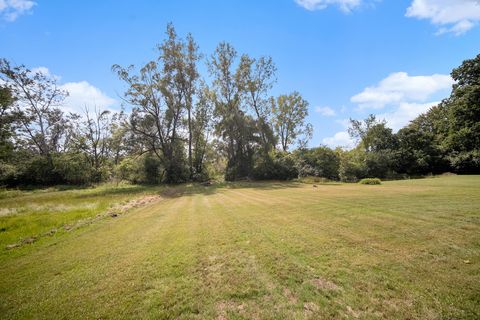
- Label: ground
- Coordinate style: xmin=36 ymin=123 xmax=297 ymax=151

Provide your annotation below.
xmin=0 ymin=176 xmax=479 ymax=319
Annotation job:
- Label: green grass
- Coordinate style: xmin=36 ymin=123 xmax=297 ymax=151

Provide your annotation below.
xmin=0 ymin=176 xmax=479 ymax=319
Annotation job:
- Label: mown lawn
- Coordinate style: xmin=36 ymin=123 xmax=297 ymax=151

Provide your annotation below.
xmin=0 ymin=176 xmax=479 ymax=319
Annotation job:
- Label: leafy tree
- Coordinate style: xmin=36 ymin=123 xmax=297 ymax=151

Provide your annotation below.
xmin=444 ymin=54 xmax=480 ymax=172
xmin=191 ymin=84 xmax=214 ymax=180
xmin=0 ymin=86 xmax=15 ymax=161
xmin=338 ymin=147 xmax=367 ymax=182
xmin=238 ymin=55 xmax=277 ymax=154
xmin=70 ymin=107 xmax=113 ymax=181
xmin=160 ymin=24 xmax=201 ymax=179
xmin=272 ymin=92 xmax=312 ymax=151
xmin=208 ymin=42 xmax=258 ymax=180
xmin=0 ymin=59 xmax=69 ymax=158
xmin=113 ymin=25 xmax=199 ymax=183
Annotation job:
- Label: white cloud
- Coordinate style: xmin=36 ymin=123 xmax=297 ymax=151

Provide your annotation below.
xmin=377 ymin=101 xmax=439 ymax=131
xmin=322 ymin=131 xmax=355 ymax=149
xmin=315 ymin=106 xmax=336 ymax=116
xmin=61 ymin=81 xmax=117 ymax=115
xmin=406 ymin=0 xmax=480 ymax=35
xmin=295 ymin=0 xmax=362 ymax=12
xmin=0 ymin=0 xmax=36 ymax=21
xmin=22 ymin=67 xmax=117 ymax=114
xmin=351 ymin=72 xmax=453 ymax=109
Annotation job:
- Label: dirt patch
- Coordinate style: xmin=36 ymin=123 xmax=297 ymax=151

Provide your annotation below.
xmin=216 ymin=301 xmax=246 ymax=320
xmin=0 ymin=207 xmax=17 ymax=217
xmin=346 ymin=305 xmax=360 ymax=318
xmin=5 ymin=236 xmax=38 ymax=250
xmin=283 ymin=288 xmax=298 ymax=304
xmin=310 ymin=277 xmax=340 ymax=291
xmin=303 ymin=302 xmax=319 ymax=317
xmin=110 ymin=195 xmax=162 ymax=214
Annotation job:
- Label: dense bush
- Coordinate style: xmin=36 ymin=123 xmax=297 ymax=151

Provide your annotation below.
xmin=52 ymin=153 xmax=95 ymax=185
xmin=253 ymin=151 xmax=298 ymax=180
xmin=294 ymin=147 xmax=340 ymax=180
xmin=115 ymin=154 xmax=164 ymax=184
xmin=358 ymin=178 xmax=382 ymax=185
xmin=338 ymin=148 xmax=367 ymax=182
xmin=0 ymin=161 xmax=18 ymax=186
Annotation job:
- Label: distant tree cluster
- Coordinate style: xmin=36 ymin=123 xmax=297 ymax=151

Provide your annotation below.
xmin=0 ymin=25 xmax=478 ymax=186
xmin=0 ymin=24 xmax=312 ymax=186
xmin=337 ymin=54 xmax=480 ymax=180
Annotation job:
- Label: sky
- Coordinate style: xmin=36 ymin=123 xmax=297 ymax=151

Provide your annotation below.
xmin=1 ymin=0 xmax=479 ymax=148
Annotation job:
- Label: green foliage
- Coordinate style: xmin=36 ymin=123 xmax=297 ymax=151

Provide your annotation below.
xmin=338 ymin=148 xmax=367 ymax=182
xmin=358 ymin=178 xmax=382 ymax=185
xmin=294 ymin=146 xmax=340 ymax=180
xmin=52 ymin=153 xmax=94 ymax=185
xmin=252 ymin=151 xmax=298 ymax=180
xmin=116 ymin=154 xmax=164 ymax=184
xmin=272 ymin=92 xmax=312 ymax=151
xmin=0 ymin=162 xmax=18 ymax=186
xmin=2 ymin=34 xmax=480 ymax=186
xmin=443 ymin=54 xmax=480 ymax=173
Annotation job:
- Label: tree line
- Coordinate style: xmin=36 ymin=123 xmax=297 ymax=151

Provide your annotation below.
xmin=0 ymin=25 xmax=478 ymax=186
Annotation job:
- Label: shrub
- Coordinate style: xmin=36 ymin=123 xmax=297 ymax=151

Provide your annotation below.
xmin=294 ymin=147 xmax=340 ymax=180
xmin=115 ymin=154 xmax=164 ymax=184
xmin=359 ymin=178 xmax=382 ymax=185
xmin=53 ymin=152 xmax=94 ymax=184
xmin=338 ymin=149 xmax=367 ymax=182
xmin=252 ymin=151 xmax=298 ymax=180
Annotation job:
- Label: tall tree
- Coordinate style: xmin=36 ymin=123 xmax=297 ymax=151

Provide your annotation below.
xmin=272 ymin=92 xmax=311 ymax=151
xmin=0 ymin=59 xmax=69 ymax=158
xmin=113 ymin=25 xmax=204 ymax=182
xmin=238 ymin=55 xmax=277 ymax=154
xmin=0 ymin=86 xmax=16 ymax=160
xmin=444 ymin=53 xmax=480 ymax=172
xmin=160 ymin=24 xmax=200 ymax=179
xmin=191 ymin=84 xmax=214 ymax=178
xmin=208 ymin=42 xmax=258 ymax=180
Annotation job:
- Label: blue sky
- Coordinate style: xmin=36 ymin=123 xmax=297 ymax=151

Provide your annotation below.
xmin=1 ymin=0 xmax=479 ymax=148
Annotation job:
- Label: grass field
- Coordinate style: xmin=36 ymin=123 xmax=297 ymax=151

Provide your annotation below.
xmin=0 ymin=176 xmax=479 ymax=319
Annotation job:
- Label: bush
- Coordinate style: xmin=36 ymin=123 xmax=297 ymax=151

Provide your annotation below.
xmin=53 ymin=152 xmax=94 ymax=184
xmin=294 ymin=147 xmax=340 ymax=180
xmin=0 ymin=161 xmax=19 ymax=186
xmin=253 ymin=151 xmax=298 ymax=180
xmin=358 ymin=178 xmax=382 ymax=185
xmin=338 ymin=148 xmax=368 ymax=182
xmin=115 ymin=154 xmax=164 ymax=184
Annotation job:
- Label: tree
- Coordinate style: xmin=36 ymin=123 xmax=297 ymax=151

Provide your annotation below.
xmin=0 ymin=59 xmax=69 ymax=158
xmin=272 ymin=92 xmax=312 ymax=151
xmin=0 ymin=86 xmax=16 ymax=160
xmin=444 ymin=54 xmax=480 ymax=172
xmin=191 ymin=84 xmax=214 ymax=180
xmin=238 ymin=55 xmax=277 ymax=154
xmin=70 ymin=107 xmax=114 ymax=181
xmin=113 ymin=25 xmax=201 ymax=183
xmin=160 ymin=24 xmax=201 ymax=179
xmin=208 ymin=42 xmax=257 ymax=180
xmin=348 ymin=115 xmax=397 ymax=178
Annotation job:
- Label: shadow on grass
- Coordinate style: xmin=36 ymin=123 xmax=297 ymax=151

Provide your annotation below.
xmin=158 ymin=180 xmax=305 ymax=199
